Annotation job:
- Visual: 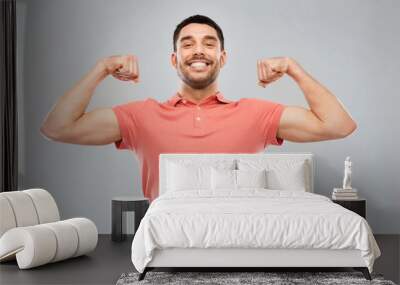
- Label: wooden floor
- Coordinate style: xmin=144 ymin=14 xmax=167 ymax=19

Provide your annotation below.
xmin=0 ymin=234 xmax=398 ymax=285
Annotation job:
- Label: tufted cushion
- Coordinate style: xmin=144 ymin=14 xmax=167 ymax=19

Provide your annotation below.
xmin=0 ymin=189 xmax=60 ymax=237
xmin=0 ymin=218 xmax=98 ymax=269
xmin=0 ymin=189 xmax=97 ymax=269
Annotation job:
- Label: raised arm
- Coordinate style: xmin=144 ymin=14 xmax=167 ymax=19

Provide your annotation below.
xmin=40 ymin=55 xmax=139 ymax=145
xmin=257 ymin=57 xmax=357 ymax=142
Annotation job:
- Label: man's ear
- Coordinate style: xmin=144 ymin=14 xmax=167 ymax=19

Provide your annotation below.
xmin=220 ymin=50 xmax=227 ymax=68
xmin=171 ymin=52 xmax=177 ymax=69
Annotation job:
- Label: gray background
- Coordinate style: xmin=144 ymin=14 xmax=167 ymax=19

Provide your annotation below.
xmin=16 ymin=0 xmax=399 ymax=234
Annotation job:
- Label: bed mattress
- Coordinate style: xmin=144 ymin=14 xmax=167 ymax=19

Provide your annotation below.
xmin=131 ymin=189 xmax=381 ymax=273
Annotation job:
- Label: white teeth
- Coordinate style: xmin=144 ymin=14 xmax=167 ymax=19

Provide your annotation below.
xmin=190 ymin=62 xmax=208 ymax=71
xmin=191 ymin=62 xmax=207 ymax=67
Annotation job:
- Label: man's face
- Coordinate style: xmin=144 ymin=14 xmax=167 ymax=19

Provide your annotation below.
xmin=171 ymin=23 xmax=226 ymax=89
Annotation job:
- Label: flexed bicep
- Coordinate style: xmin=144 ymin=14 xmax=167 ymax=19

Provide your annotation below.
xmin=53 ymin=108 xmax=121 ymax=145
xmin=277 ymin=106 xmax=336 ymax=142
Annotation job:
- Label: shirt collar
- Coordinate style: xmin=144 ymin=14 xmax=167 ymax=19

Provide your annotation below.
xmin=167 ymin=91 xmax=232 ymax=107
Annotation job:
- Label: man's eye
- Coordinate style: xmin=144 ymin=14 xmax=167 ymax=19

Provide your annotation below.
xmin=206 ymin=43 xmax=215 ymax=47
xmin=183 ymin=44 xmax=192 ymax=47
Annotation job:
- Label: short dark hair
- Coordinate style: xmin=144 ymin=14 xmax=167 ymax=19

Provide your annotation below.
xmin=173 ymin=15 xmax=224 ymax=52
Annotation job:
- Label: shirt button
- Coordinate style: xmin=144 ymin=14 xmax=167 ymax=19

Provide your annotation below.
xmin=196 ymin=117 xmax=201 ymax=121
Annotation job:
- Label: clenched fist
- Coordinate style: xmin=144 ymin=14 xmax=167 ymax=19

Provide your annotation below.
xmin=101 ymin=55 xmax=140 ymax=83
xmin=257 ymin=57 xmax=290 ymax=88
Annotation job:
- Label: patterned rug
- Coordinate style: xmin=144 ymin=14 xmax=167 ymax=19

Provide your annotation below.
xmin=116 ymin=271 xmax=397 ymax=285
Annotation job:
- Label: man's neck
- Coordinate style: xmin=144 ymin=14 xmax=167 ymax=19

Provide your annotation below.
xmin=178 ymin=82 xmax=219 ymax=104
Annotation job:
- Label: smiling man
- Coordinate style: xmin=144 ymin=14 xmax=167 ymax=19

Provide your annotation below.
xmin=40 ymin=15 xmax=357 ymax=202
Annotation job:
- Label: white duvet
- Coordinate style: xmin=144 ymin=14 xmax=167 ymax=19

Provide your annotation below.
xmin=131 ymin=189 xmax=381 ymax=273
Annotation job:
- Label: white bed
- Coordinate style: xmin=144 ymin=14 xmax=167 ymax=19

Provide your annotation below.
xmin=131 ymin=153 xmax=381 ymax=281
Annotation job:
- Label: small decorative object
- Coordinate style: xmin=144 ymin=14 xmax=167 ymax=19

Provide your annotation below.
xmin=342 ymin=156 xmax=352 ymax=190
xmin=332 ymin=156 xmax=358 ymax=200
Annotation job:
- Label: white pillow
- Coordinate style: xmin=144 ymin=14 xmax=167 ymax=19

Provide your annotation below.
xmin=237 ymin=159 xmax=308 ymax=191
xmin=237 ymin=169 xmax=268 ymax=188
xmin=166 ymin=160 xmax=236 ymax=192
xmin=266 ymin=167 xmax=306 ymax=191
xmin=211 ymin=168 xmax=268 ymax=190
xmin=211 ymin=168 xmax=236 ymax=190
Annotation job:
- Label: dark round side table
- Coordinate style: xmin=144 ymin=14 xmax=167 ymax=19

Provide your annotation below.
xmin=111 ymin=196 xmax=149 ymax=242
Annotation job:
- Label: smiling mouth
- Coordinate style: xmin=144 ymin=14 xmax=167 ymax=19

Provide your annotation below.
xmin=187 ymin=61 xmax=211 ymax=71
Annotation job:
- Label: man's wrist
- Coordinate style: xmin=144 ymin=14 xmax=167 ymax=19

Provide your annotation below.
xmin=94 ymin=60 xmax=109 ymax=80
xmin=287 ymin=58 xmax=305 ymax=82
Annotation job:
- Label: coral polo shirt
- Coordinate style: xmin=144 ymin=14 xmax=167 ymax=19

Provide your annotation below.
xmin=112 ymin=91 xmax=285 ymax=202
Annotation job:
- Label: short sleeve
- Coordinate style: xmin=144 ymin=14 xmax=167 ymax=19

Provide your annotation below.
xmin=112 ymin=100 xmax=146 ymax=151
xmin=257 ymin=99 xmax=286 ymax=147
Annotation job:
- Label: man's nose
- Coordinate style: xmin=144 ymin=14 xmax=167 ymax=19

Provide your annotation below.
xmin=193 ymin=44 xmax=205 ymax=55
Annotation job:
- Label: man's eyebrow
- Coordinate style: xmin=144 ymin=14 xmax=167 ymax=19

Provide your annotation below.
xmin=179 ymin=35 xmax=218 ymax=42
xmin=203 ymin=35 xmax=218 ymax=41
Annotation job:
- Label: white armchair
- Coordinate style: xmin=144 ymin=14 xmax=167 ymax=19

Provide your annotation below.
xmin=0 ymin=188 xmax=98 ymax=269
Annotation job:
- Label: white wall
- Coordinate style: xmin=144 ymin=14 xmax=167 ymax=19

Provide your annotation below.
xmin=17 ymin=0 xmax=400 ymax=233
